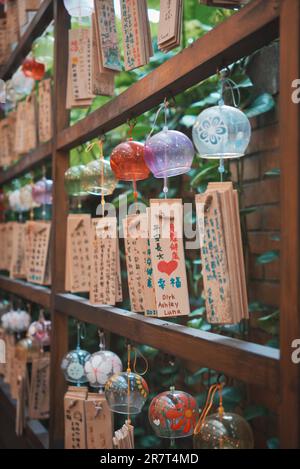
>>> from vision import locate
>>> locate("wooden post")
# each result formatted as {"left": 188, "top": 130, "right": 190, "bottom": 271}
{"left": 49, "top": 0, "right": 70, "bottom": 449}
{"left": 279, "top": 0, "right": 300, "bottom": 449}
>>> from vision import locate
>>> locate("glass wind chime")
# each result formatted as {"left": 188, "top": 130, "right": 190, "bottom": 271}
{"left": 84, "top": 137, "right": 118, "bottom": 215}
{"left": 104, "top": 343, "right": 149, "bottom": 421}
{"left": 144, "top": 98, "right": 195, "bottom": 197}
{"left": 193, "top": 382, "right": 254, "bottom": 449}
{"left": 61, "top": 321, "right": 91, "bottom": 386}
{"left": 110, "top": 119, "right": 150, "bottom": 204}
{"left": 192, "top": 70, "right": 251, "bottom": 179}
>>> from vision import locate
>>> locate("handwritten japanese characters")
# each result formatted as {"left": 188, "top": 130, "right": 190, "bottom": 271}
{"left": 65, "top": 214, "right": 91, "bottom": 293}
{"left": 10, "top": 222, "right": 26, "bottom": 279}
{"left": 91, "top": 12, "right": 115, "bottom": 96}
{"left": 26, "top": 221, "right": 51, "bottom": 285}
{"left": 158, "top": 0, "right": 183, "bottom": 52}
{"left": 94, "top": 0, "right": 121, "bottom": 72}
{"left": 195, "top": 182, "right": 248, "bottom": 324}
{"left": 120, "top": 0, "right": 153, "bottom": 71}
{"left": 90, "top": 217, "right": 122, "bottom": 305}
{"left": 67, "top": 28, "right": 94, "bottom": 109}
{"left": 64, "top": 387, "right": 88, "bottom": 449}
{"left": 149, "top": 199, "right": 190, "bottom": 318}
{"left": 28, "top": 354, "right": 50, "bottom": 420}
{"left": 85, "top": 393, "right": 113, "bottom": 449}
{"left": 38, "top": 79, "right": 53, "bottom": 143}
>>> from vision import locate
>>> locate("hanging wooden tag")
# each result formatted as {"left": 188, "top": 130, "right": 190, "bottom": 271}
{"left": 3, "top": 334, "right": 15, "bottom": 384}
{"left": 28, "top": 353, "right": 50, "bottom": 420}
{"left": 6, "top": 0, "right": 19, "bottom": 47}
{"left": 94, "top": 0, "right": 121, "bottom": 72}
{"left": 24, "top": 93, "right": 38, "bottom": 153}
{"left": 15, "top": 101, "right": 27, "bottom": 155}
{"left": 27, "top": 221, "right": 51, "bottom": 285}
{"left": 69, "top": 28, "right": 94, "bottom": 102}
{"left": 195, "top": 191, "right": 233, "bottom": 324}
{"left": 158, "top": 0, "right": 183, "bottom": 52}
{"left": 91, "top": 12, "right": 115, "bottom": 97}
{"left": 90, "top": 217, "right": 119, "bottom": 305}
{"left": 66, "top": 214, "right": 91, "bottom": 293}
{"left": 38, "top": 79, "right": 53, "bottom": 143}
{"left": 3, "top": 222, "right": 16, "bottom": 273}
{"left": 64, "top": 386, "right": 88, "bottom": 449}
{"left": 123, "top": 214, "right": 147, "bottom": 313}
{"left": 149, "top": 199, "right": 190, "bottom": 318}
{"left": 195, "top": 182, "right": 248, "bottom": 324}
{"left": 10, "top": 222, "right": 26, "bottom": 279}
{"left": 135, "top": 210, "right": 157, "bottom": 317}
{"left": 120, "top": 0, "right": 153, "bottom": 71}
{"left": 85, "top": 393, "right": 113, "bottom": 449}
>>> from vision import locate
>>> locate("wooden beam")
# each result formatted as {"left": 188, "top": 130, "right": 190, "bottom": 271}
{"left": 0, "top": 141, "right": 52, "bottom": 186}
{"left": 55, "top": 293, "right": 280, "bottom": 395}
{"left": 57, "top": 0, "right": 279, "bottom": 151}
{"left": 279, "top": 0, "right": 300, "bottom": 449}
{"left": 49, "top": 0, "right": 70, "bottom": 449}
{"left": 0, "top": 275, "right": 50, "bottom": 308}
{"left": 0, "top": 0, "right": 53, "bottom": 80}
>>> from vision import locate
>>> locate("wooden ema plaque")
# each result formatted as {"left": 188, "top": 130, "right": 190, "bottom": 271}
{"left": 120, "top": 0, "right": 153, "bottom": 71}
{"left": 149, "top": 199, "right": 190, "bottom": 318}
{"left": 10, "top": 222, "right": 26, "bottom": 279}
{"left": 123, "top": 214, "right": 147, "bottom": 313}
{"left": 65, "top": 214, "right": 91, "bottom": 293}
{"left": 91, "top": 13, "right": 115, "bottom": 97}
{"left": 195, "top": 182, "right": 248, "bottom": 324}
{"left": 26, "top": 221, "right": 51, "bottom": 285}
{"left": 28, "top": 353, "right": 50, "bottom": 420}
{"left": 90, "top": 217, "right": 122, "bottom": 305}
{"left": 38, "top": 79, "right": 53, "bottom": 143}
{"left": 64, "top": 387, "right": 88, "bottom": 449}
{"left": 158, "top": 0, "right": 183, "bottom": 52}
{"left": 94, "top": 0, "right": 121, "bottom": 72}
{"left": 85, "top": 393, "right": 113, "bottom": 449}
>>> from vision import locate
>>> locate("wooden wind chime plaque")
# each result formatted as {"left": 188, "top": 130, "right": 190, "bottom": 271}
{"left": 158, "top": 0, "right": 183, "bottom": 52}
{"left": 65, "top": 214, "right": 91, "bottom": 293}
{"left": 38, "top": 79, "right": 53, "bottom": 143}
{"left": 195, "top": 182, "right": 248, "bottom": 324}
{"left": 149, "top": 199, "right": 190, "bottom": 318}
{"left": 94, "top": 0, "right": 121, "bottom": 72}
{"left": 64, "top": 387, "right": 88, "bottom": 450}
{"left": 85, "top": 393, "right": 113, "bottom": 449}
{"left": 120, "top": 0, "right": 153, "bottom": 71}
{"left": 67, "top": 28, "right": 94, "bottom": 109}
{"left": 26, "top": 221, "right": 51, "bottom": 285}
{"left": 90, "top": 217, "right": 122, "bottom": 305}
{"left": 28, "top": 353, "right": 50, "bottom": 420}
{"left": 10, "top": 222, "right": 26, "bottom": 279}
{"left": 123, "top": 213, "right": 148, "bottom": 313}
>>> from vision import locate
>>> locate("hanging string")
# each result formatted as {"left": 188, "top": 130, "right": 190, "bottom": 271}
{"left": 194, "top": 382, "right": 224, "bottom": 435}
{"left": 86, "top": 136, "right": 106, "bottom": 215}
{"left": 147, "top": 99, "right": 170, "bottom": 197}
{"left": 29, "top": 171, "right": 35, "bottom": 221}
{"left": 217, "top": 70, "right": 241, "bottom": 182}
{"left": 42, "top": 165, "right": 47, "bottom": 219}
{"left": 132, "top": 347, "right": 149, "bottom": 376}
{"left": 127, "top": 119, "right": 138, "bottom": 203}
{"left": 127, "top": 343, "right": 132, "bottom": 425}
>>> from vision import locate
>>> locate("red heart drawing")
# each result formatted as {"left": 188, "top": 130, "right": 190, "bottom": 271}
{"left": 158, "top": 260, "right": 178, "bottom": 276}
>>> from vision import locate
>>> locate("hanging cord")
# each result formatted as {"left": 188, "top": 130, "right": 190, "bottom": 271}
{"left": 194, "top": 382, "right": 224, "bottom": 435}
{"left": 125, "top": 343, "right": 149, "bottom": 426}
{"left": 86, "top": 136, "right": 106, "bottom": 215}
{"left": 147, "top": 98, "right": 170, "bottom": 197}
{"left": 127, "top": 119, "right": 138, "bottom": 204}
{"left": 217, "top": 69, "right": 241, "bottom": 182}
{"left": 29, "top": 171, "right": 35, "bottom": 221}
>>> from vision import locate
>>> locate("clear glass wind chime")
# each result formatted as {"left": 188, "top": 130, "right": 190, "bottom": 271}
{"left": 192, "top": 70, "right": 251, "bottom": 180}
